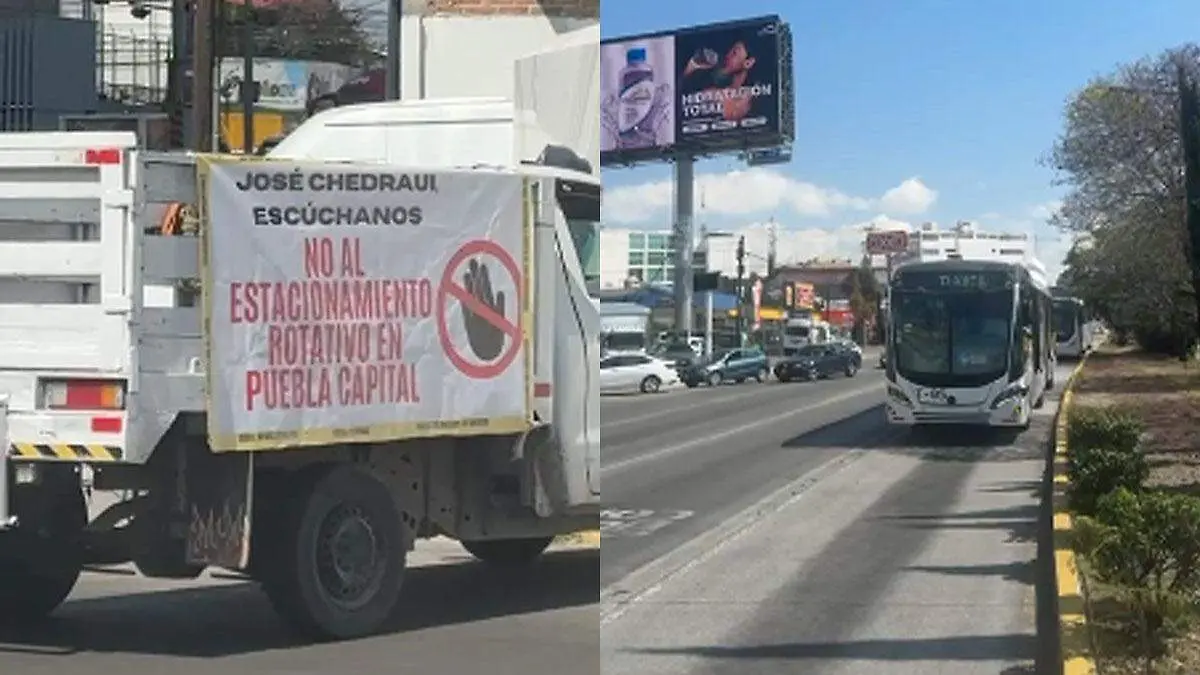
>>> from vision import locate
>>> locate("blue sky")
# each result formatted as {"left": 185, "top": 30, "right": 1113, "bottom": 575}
{"left": 600, "top": 0, "right": 1200, "bottom": 279}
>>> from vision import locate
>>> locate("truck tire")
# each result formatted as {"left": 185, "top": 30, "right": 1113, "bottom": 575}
{"left": 0, "top": 471, "right": 86, "bottom": 622}
{"left": 461, "top": 537, "right": 554, "bottom": 568}
{"left": 259, "top": 465, "right": 407, "bottom": 641}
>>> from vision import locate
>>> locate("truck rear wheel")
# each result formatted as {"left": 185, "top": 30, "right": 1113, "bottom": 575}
{"left": 461, "top": 536, "right": 554, "bottom": 568}
{"left": 0, "top": 469, "right": 86, "bottom": 622}
{"left": 259, "top": 465, "right": 407, "bottom": 641}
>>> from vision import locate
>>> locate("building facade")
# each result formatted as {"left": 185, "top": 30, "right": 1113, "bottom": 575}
{"left": 597, "top": 227, "right": 771, "bottom": 290}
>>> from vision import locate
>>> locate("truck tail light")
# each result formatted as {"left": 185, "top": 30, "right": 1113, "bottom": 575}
{"left": 41, "top": 379, "right": 126, "bottom": 410}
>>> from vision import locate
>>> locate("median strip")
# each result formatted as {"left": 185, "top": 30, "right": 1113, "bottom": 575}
{"left": 1052, "top": 355, "right": 1096, "bottom": 675}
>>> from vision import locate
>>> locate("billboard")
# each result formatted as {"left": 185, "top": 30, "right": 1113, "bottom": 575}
{"left": 866, "top": 230, "right": 910, "bottom": 255}
{"left": 601, "top": 15, "right": 793, "bottom": 166}
{"left": 599, "top": 36, "right": 675, "bottom": 154}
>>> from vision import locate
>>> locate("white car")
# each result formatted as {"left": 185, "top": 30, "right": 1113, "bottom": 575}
{"left": 600, "top": 354, "right": 680, "bottom": 394}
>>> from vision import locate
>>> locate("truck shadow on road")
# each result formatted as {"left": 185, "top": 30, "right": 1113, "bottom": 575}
{"left": 0, "top": 548, "right": 598, "bottom": 659}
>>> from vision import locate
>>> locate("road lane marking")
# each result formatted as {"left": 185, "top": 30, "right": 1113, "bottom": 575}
{"left": 600, "top": 382, "right": 884, "bottom": 477}
{"left": 600, "top": 449, "right": 867, "bottom": 625}
{"left": 602, "top": 375, "right": 880, "bottom": 430}
{"left": 601, "top": 508, "right": 695, "bottom": 539}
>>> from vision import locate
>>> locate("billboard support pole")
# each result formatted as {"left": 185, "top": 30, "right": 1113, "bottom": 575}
{"left": 672, "top": 156, "right": 696, "bottom": 335}
{"left": 705, "top": 290, "right": 714, "bottom": 358}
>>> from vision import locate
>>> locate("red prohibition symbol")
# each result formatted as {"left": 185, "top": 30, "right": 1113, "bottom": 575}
{"left": 436, "top": 238, "right": 524, "bottom": 379}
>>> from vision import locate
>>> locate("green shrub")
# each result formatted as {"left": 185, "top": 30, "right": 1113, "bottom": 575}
{"left": 1067, "top": 445, "right": 1149, "bottom": 515}
{"left": 1065, "top": 406, "right": 1147, "bottom": 515}
{"left": 1068, "top": 405, "right": 1145, "bottom": 455}
{"left": 1084, "top": 488, "right": 1200, "bottom": 655}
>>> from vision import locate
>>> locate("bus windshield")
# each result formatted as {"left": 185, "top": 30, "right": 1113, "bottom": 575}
{"left": 893, "top": 289, "right": 1013, "bottom": 386}
{"left": 1053, "top": 301, "right": 1079, "bottom": 343}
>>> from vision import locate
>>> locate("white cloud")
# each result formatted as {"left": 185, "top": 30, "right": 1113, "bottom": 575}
{"left": 714, "top": 214, "right": 914, "bottom": 273}
{"left": 878, "top": 178, "right": 938, "bottom": 215}
{"left": 1029, "top": 200, "right": 1064, "bottom": 221}
{"left": 603, "top": 169, "right": 931, "bottom": 225}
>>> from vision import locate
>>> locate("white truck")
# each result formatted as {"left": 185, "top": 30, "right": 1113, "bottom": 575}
{"left": 599, "top": 302, "right": 652, "bottom": 356}
{"left": 781, "top": 309, "right": 832, "bottom": 357}
{"left": 0, "top": 31, "right": 599, "bottom": 641}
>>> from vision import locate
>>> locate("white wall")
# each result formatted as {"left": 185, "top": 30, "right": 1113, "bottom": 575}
{"left": 402, "top": 15, "right": 595, "bottom": 100}
{"left": 598, "top": 228, "right": 630, "bottom": 289}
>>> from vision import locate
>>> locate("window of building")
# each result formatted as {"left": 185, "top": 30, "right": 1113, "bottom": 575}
{"left": 647, "top": 234, "right": 669, "bottom": 250}
{"left": 646, "top": 268, "right": 665, "bottom": 282}
{"left": 628, "top": 251, "right": 646, "bottom": 265}
{"left": 628, "top": 232, "right": 646, "bottom": 249}
{"left": 647, "top": 250, "right": 668, "bottom": 266}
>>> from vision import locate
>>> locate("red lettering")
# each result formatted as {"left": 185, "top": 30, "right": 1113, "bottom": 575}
{"left": 304, "top": 237, "right": 335, "bottom": 278}
{"left": 230, "top": 282, "right": 244, "bottom": 323}
{"left": 375, "top": 323, "right": 404, "bottom": 361}
{"left": 340, "top": 237, "right": 365, "bottom": 277}
{"left": 243, "top": 367, "right": 333, "bottom": 411}
{"left": 245, "top": 370, "right": 261, "bottom": 410}
{"left": 225, "top": 278, "right": 434, "bottom": 324}
{"left": 337, "top": 363, "right": 420, "bottom": 406}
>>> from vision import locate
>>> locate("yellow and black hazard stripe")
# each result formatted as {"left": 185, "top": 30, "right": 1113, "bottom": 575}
{"left": 8, "top": 443, "right": 124, "bottom": 462}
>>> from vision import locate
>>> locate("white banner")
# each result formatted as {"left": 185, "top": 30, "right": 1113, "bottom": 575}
{"left": 201, "top": 159, "right": 531, "bottom": 451}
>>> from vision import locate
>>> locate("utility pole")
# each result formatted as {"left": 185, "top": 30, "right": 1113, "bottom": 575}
{"left": 240, "top": 8, "right": 256, "bottom": 154}
{"left": 385, "top": 0, "right": 403, "bottom": 99}
{"left": 735, "top": 235, "right": 746, "bottom": 344}
{"left": 190, "top": 0, "right": 214, "bottom": 151}
{"left": 766, "top": 217, "right": 777, "bottom": 277}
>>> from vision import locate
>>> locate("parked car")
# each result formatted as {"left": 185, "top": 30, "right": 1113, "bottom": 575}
{"left": 680, "top": 347, "right": 770, "bottom": 387}
{"left": 774, "top": 343, "right": 862, "bottom": 382}
{"left": 600, "top": 354, "right": 680, "bottom": 394}
{"left": 649, "top": 340, "right": 701, "bottom": 370}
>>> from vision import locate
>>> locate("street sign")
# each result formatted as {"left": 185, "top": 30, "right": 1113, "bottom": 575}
{"left": 865, "top": 230, "right": 910, "bottom": 255}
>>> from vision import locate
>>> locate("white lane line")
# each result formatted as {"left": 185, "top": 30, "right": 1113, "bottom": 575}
{"left": 600, "top": 383, "right": 883, "bottom": 478}
{"left": 600, "top": 449, "right": 867, "bottom": 625}
{"left": 602, "top": 375, "right": 879, "bottom": 431}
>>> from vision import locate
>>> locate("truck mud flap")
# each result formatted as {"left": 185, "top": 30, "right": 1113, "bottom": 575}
{"left": 181, "top": 445, "right": 253, "bottom": 570}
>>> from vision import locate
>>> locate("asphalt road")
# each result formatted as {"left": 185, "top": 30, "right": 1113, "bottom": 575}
{"left": 601, "top": 359, "right": 1069, "bottom": 675}
{"left": 0, "top": 357, "right": 1065, "bottom": 675}
{"left": 0, "top": 516, "right": 598, "bottom": 674}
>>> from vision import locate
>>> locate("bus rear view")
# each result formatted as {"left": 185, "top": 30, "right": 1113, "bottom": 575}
{"left": 884, "top": 259, "right": 1054, "bottom": 429}
{"left": 1053, "top": 296, "right": 1095, "bottom": 359}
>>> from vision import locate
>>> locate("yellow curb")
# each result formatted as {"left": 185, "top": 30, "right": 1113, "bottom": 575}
{"left": 1054, "top": 355, "right": 1097, "bottom": 675}
{"left": 555, "top": 529, "right": 600, "bottom": 548}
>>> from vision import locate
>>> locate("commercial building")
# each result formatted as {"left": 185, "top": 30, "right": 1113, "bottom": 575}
{"left": 597, "top": 226, "right": 770, "bottom": 289}
{"left": 895, "top": 221, "right": 1033, "bottom": 265}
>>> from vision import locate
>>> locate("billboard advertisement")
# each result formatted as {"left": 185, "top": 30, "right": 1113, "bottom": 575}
{"left": 601, "top": 15, "right": 792, "bottom": 166}
{"left": 600, "top": 36, "right": 675, "bottom": 154}
{"left": 675, "top": 18, "right": 780, "bottom": 149}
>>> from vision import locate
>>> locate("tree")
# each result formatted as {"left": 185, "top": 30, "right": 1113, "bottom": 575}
{"left": 1046, "top": 46, "right": 1199, "bottom": 355}
{"left": 218, "top": 0, "right": 379, "bottom": 66}
{"left": 847, "top": 258, "right": 879, "bottom": 344}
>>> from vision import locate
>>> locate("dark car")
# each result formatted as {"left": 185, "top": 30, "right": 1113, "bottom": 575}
{"left": 650, "top": 341, "right": 701, "bottom": 370}
{"left": 774, "top": 343, "right": 862, "bottom": 382}
{"left": 680, "top": 347, "right": 770, "bottom": 387}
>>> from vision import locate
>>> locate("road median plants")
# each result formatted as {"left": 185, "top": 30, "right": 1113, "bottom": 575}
{"left": 1065, "top": 348, "right": 1200, "bottom": 673}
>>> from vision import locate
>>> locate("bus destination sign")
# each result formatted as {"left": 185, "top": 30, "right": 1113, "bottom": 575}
{"left": 895, "top": 269, "right": 1011, "bottom": 291}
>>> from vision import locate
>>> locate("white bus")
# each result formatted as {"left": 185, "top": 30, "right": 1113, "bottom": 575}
{"left": 1053, "top": 296, "right": 1097, "bottom": 359}
{"left": 884, "top": 258, "right": 1055, "bottom": 429}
